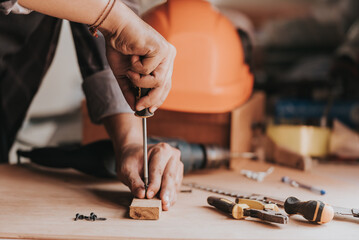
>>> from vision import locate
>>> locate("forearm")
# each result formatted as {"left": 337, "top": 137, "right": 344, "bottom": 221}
{"left": 103, "top": 113, "right": 142, "bottom": 149}
{"left": 18, "top": 0, "right": 129, "bottom": 33}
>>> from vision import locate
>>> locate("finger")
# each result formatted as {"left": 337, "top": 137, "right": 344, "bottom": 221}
{"left": 159, "top": 150, "right": 181, "bottom": 210}
{"left": 130, "top": 54, "right": 162, "bottom": 75}
{"left": 128, "top": 53, "right": 171, "bottom": 88}
{"left": 119, "top": 164, "right": 146, "bottom": 199}
{"left": 146, "top": 143, "right": 172, "bottom": 199}
{"left": 129, "top": 173, "right": 146, "bottom": 199}
{"left": 135, "top": 81, "right": 170, "bottom": 112}
{"left": 125, "top": 72, "right": 168, "bottom": 112}
{"left": 160, "top": 180, "right": 176, "bottom": 211}
{"left": 160, "top": 162, "right": 178, "bottom": 211}
{"left": 175, "top": 161, "right": 184, "bottom": 192}
{"left": 126, "top": 70, "right": 158, "bottom": 88}
{"left": 116, "top": 77, "right": 136, "bottom": 110}
{"left": 106, "top": 47, "right": 137, "bottom": 110}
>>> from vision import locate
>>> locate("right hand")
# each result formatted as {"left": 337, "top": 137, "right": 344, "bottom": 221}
{"left": 101, "top": 1, "right": 176, "bottom": 113}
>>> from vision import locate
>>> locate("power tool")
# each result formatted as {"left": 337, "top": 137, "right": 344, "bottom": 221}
{"left": 16, "top": 138, "right": 237, "bottom": 178}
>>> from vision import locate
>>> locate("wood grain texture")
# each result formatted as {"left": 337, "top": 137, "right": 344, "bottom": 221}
{"left": 1, "top": 162, "right": 359, "bottom": 239}
{"left": 129, "top": 198, "right": 161, "bottom": 220}
{"left": 230, "top": 92, "right": 265, "bottom": 169}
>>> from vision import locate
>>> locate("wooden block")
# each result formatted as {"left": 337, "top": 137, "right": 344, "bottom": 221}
{"left": 129, "top": 198, "right": 162, "bottom": 220}
{"left": 230, "top": 92, "right": 266, "bottom": 169}
{"left": 265, "top": 136, "right": 312, "bottom": 171}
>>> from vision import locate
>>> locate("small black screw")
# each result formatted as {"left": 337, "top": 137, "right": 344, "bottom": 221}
{"left": 75, "top": 213, "right": 84, "bottom": 221}
{"left": 90, "top": 212, "right": 96, "bottom": 221}
{"left": 74, "top": 212, "right": 106, "bottom": 221}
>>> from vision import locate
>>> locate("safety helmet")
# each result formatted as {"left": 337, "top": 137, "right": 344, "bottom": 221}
{"left": 143, "top": 0, "right": 253, "bottom": 113}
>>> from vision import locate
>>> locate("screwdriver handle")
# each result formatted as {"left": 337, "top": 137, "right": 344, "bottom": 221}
{"left": 207, "top": 196, "right": 247, "bottom": 219}
{"left": 284, "top": 196, "right": 334, "bottom": 224}
{"left": 135, "top": 87, "right": 154, "bottom": 118}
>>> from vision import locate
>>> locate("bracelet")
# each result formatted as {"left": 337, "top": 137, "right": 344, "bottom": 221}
{"left": 88, "top": 0, "right": 116, "bottom": 38}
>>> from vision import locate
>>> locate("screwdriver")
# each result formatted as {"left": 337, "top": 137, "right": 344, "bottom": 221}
{"left": 135, "top": 87, "right": 154, "bottom": 196}
{"left": 284, "top": 196, "right": 334, "bottom": 224}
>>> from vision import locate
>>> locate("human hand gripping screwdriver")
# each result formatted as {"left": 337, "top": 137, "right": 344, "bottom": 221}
{"left": 135, "top": 87, "right": 154, "bottom": 197}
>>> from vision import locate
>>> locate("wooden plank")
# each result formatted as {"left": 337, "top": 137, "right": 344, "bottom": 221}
{"left": 129, "top": 198, "right": 162, "bottom": 220}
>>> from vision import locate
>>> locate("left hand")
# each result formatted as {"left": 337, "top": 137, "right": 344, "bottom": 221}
{"left": 103, "top": 113, "right": 183, "bottom": 211}
{"left": 117, "top": 142, "right": 183, "bottom": 211}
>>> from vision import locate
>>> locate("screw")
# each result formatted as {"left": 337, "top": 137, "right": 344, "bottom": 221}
{"left": 74, "top": 212, "right": 106, "bottom": 221}
{"left": 75, "top": 213, "right": 84, "bottom": 221}
{"left": 90, "top": 213, "right": 97, "bottom": 221}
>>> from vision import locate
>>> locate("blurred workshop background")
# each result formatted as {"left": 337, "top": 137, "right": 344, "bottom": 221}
{"left": 11, "top": 0, "right": 359, "bottom": 170}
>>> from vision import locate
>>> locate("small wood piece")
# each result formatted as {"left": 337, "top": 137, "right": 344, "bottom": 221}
{"left": 129, "top": 198, "right": 162, "bottom": 220}
{"left": 265, "top": 137, "right": 312, "bottom": 171}
{"left": 230, "top": 92, "right": 266, "bottom": 169}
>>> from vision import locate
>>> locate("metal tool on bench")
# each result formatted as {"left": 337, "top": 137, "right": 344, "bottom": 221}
{"left": 207, "top": 196, "right": 288, "bottom": 224}
{"left": 134, "top": 87, "right": 153, "bottom": 195}
{"left": 187, "top": 183, "right": 357, "bottom": 222}
{"left": 333, "top": 206, "right": 359, "bottom": 219}
{"left": 184, "top": 182, "right": 285, "bottom": 207}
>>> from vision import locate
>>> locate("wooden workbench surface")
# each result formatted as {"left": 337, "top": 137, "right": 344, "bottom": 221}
{"left": 0, "top": 160, "right": 358, "bottom": 240}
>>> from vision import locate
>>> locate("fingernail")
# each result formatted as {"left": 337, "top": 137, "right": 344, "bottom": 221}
{"left": 147, "top": 190, "right": 154, "bottom": 199}
{"left": 136, "top": 105, "right": 145, "bottom": 111}
{"left": 149, "top": 106, "right": 158, "bottom": 113}
{"left": 136, "top": 187, "right": 145, "bottom": 198}
{"left": 163, "top": 192, "right": 171, "bottom": 209}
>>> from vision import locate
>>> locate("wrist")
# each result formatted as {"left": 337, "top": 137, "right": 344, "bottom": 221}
{"left": 103, "top": 113, "right": 142, "bottom": 151}
{"left": 99, "top": 0, "right": 130, "bottom": 42}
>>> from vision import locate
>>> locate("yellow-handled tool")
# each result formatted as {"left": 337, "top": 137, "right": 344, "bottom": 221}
{"left": 235, "top": 198, "right": 279, "bottom": 212}
{"left": 207, "top": 196, "right": 288, "bottom": 224}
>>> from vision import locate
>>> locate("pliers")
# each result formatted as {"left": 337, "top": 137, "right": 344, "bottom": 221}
{"left": 207, "top": 196, "right": 289, "bottom": 224}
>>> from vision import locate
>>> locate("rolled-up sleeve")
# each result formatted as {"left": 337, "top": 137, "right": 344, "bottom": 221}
{"left": 0, "top": 0, "right": 16, "bottom": 14}
{"left": 83, "top": 68, "right": 133, "bottom": 124}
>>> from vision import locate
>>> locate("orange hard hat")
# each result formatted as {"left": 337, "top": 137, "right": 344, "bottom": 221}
{"left": 143, "top": 0, "right": 253, "bottom": 113}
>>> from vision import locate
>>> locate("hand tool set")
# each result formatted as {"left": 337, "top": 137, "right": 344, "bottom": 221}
{"left": 186, "top": 182, "right": 358, "bottom": 225}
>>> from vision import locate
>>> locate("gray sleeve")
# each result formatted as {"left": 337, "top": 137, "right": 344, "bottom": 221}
{"left": 0, "top": 0, "right": 16, "bottom": 14}
{"left": 122, "top": 0, "right": 140, "bottom": 15}
{"left": 83, "top": 68, "right": 133, "bottom": 124}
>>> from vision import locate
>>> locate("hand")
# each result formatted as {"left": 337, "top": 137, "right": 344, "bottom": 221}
{"left": 117, "top": 142, "right": 183, "bottom": 211}
{"left": 102, "top": 1, "right": 176, "bottom": 113}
